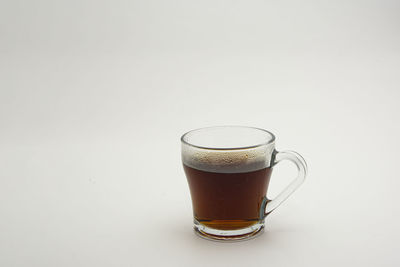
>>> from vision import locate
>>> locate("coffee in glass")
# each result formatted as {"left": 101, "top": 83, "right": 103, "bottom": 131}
{"left": 181, "top": 126, "right": 307, "bottom": 241}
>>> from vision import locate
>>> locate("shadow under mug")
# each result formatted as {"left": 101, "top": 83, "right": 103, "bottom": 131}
{"left": 181, "top": 126, "right": 307, "bottom": 241}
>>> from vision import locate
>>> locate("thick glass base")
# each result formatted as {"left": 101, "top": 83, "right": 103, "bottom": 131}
{"left": 193, "top": 220, "right": 265, "bottom": 242}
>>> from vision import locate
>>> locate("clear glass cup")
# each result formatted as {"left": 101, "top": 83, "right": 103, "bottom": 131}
{"left": 181, "top": 126, "right": 307, "bottom": 241}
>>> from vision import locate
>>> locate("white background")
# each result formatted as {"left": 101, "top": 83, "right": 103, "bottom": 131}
{"left": 1, "top": 0, "right": 400, "bottom": 266}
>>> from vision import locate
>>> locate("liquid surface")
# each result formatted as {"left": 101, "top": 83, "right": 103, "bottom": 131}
{"left": 184, "top": 164, "right": 272, "bottom": 230}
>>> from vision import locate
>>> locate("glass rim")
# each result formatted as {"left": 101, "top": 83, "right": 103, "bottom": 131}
{"left": 180, "top": 125, "right": 276, "bottom": 151}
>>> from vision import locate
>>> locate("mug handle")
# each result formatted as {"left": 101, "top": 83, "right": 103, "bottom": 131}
{"left": 264, "top": 150, "right": 308, "bottom": 215}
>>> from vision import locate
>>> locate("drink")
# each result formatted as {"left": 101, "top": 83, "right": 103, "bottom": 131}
{"left": 184, "top": 164, "right": 272, "bottom": 230}
{"left": 181, "top": 126, "right": 307, "bottom": 241}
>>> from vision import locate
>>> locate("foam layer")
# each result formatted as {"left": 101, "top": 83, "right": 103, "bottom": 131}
{"left": 182, "top": 144, "right": 275, "bottom": 173}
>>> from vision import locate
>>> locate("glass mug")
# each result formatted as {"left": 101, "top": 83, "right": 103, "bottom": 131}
{"left": 181, "top": 126, "right": 307, "bottom": 241}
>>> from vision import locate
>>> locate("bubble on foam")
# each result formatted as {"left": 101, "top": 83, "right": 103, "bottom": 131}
{"left": 192, "top": 150, "right": 260, "bottom": 166}
{"left": 182, "top": 145, "right": 274, "bottom": 173}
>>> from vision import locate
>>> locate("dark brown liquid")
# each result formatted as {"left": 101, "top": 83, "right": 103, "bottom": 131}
{"left": 184, "top": 164, "right": 272, "bottom": 230}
